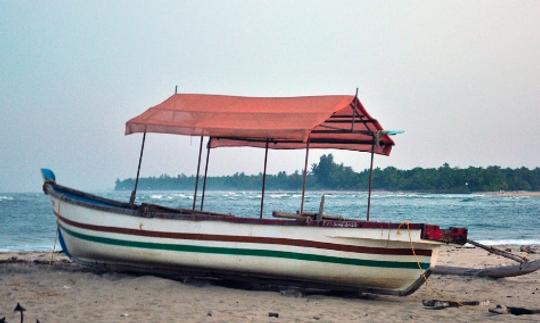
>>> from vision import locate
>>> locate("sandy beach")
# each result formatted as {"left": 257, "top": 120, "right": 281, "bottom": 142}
{"left": 0, "top": 245, "right": 538, "bottom": 322}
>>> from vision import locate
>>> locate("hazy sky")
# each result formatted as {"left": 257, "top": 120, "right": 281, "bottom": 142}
{"left": 1, "top": 1, "right": 539, "bottom": 192}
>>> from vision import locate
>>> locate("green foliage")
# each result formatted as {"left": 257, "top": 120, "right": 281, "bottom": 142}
{"left": 114, "top": 154, "right": 540, "bottom": 192}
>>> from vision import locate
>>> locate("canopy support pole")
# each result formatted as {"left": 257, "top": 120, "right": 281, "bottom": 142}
{"left": 129, "top": 131, "right": 147, "bottom": 207}
{"left": 200, "top": 139, "right": 211, "bottom": 211}
{"left": 259, "top": 139, "right": 269, "bottom": 219}
{"left": 300, "top": 140, "right": 310, "bottom": 214}
{"left": 351, "top": 88, "right": 359, "bottom": 131}
{"left": 192, "top": 136, "right": 204, "bottom": 211}
{"left": 366, "top": 140, "right": 375, "bottom": 221}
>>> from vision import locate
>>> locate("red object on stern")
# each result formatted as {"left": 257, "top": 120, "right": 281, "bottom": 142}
{"left": 421, "top": 224, "right": 468, "bottom": 245}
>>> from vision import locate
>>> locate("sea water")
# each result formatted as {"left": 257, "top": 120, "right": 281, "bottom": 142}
{"left": 1, "top": 191, "right": 539, "bottom": 251}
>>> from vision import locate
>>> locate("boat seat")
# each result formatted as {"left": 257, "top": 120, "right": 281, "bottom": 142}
{"left": 272, "top": 211, "right": 346, "bottom": 221}
{"left": 140, "top": 203, "right": 236, "bottom": 218}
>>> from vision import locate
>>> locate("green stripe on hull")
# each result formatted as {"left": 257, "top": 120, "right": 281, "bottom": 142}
{"left": 60, "top": 225, "right": 430, "bottom": 270}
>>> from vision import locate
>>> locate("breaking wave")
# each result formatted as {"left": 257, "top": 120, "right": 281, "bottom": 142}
{"left": 0, "top": 195, "right": 14, "bottom": 202}
{"left": 475, "top": 239, "right": 540, "bottom": 246}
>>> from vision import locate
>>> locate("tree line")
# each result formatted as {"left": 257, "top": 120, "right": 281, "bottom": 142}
{"left": 114, "top": 154, "right": 540, "bottom": 193}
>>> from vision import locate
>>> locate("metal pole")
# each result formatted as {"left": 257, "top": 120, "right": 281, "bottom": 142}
{"left": 200, "top": 139, "right": 211, "bottom": 211}
{"left": 300, "top": 140, "right": 310, "bottom": 214}
{"left": 130, "top": 131, "right": 147, "bottom": 207}
{"left": 259, "top": 139, "right": 270, "bottom": 219}
{"left": 366, "top": 140, "right": 375, "bottom": 221}
{"left": 351, "top": 88, "right": 359, "bottom": 131}
{"left": 192, "top": 136, "right": 204, "bottom": 211}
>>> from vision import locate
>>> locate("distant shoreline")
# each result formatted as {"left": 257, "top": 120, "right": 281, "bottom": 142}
{"left": 114, "top": 154, "right": 540, "bottom": 193}
{"left": 113, "top": 188, "right": 540, "bottom": 196}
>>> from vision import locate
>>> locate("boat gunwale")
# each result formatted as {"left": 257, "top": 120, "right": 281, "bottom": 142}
{"left": 43, "top": 181, "right": 428, "bottom": 230}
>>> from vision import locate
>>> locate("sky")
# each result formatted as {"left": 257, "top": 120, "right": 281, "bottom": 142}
{"left": 1, "top": 1, "right": 539, "bottom": 192}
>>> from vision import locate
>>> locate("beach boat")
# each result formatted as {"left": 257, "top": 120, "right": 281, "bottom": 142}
{"left": 42, "top": 92, "right": 467, "bottom": 296}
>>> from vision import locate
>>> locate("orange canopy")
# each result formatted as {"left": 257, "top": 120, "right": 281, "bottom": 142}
{"left": 125, "top": 93, "right": 394, "bottom": 155}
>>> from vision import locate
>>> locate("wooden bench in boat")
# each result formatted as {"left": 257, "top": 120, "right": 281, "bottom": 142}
{"left": 139, "top": 203, "right": 237, "bottom": 218}
{"left": 272, "top": 211, "right": 347, "bottom": 221}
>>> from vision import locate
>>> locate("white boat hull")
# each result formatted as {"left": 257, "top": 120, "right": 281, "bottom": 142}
{"left": 43, "top": 183, "right": 447, "bottom": 296}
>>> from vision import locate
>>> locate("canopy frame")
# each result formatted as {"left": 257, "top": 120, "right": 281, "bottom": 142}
{"left": 300, "top": 140, "right": 310, "bottom": 214}
{"left": 200, "top": 140, "right": 211, "bottom": 211}
{"left": 126, "top": 90, "right": 395, "bottom": 221}
{"left": 259, "top": 139, "right": 270, "bottom": 218}
{"left": 125, "top": 93, "right": 394, "bottom": 155}
{"left": 192, "top": 136, "right": 204, "bottom": 211}
{"left": 366, "top": 141, "right": 375, "bottom": 221}
{"left": 129, "top": 131, "right": 146, "bottom": 207}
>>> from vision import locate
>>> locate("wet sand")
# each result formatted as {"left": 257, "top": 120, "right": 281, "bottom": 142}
{"left": 0, "top": 245, "right": 539, "bottom": 322}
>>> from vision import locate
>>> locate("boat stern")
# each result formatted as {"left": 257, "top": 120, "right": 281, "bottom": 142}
{"left": 421, "top": 224, "right": 468, "bottom": 245}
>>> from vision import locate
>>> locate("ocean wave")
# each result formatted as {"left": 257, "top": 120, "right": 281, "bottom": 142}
{"left": 222, "top": 192, "right": 241, "bottom": 197}
{"left": 0, "top": 245, "right": 55, "bottom": 252}
{"left": 460, "top": 197, "right": 479, "bottom": 202}
{"left": 0, "top": 195, "right": 14, "bottom": 202}
{"left": 148, "top": 194, "right": 183, "bottom": 201}
{"left": 269, "top": 193, "right": 291, "bottom": 198}
{"left": 474, "top": 239, "right": 540, "bottom": 246}
{"left": 373, "top": 193, "right": 486, "bottom": 199}
{"left": 146, "top": 193, "right": 191, "bottom": 200}
{"left": 3, "top": 190, "right": 540, "bottom": 252}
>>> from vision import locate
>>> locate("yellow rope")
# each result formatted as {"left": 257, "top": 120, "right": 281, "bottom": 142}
{"left": 398, "top": 220, "right": 462, "bottom": 304}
